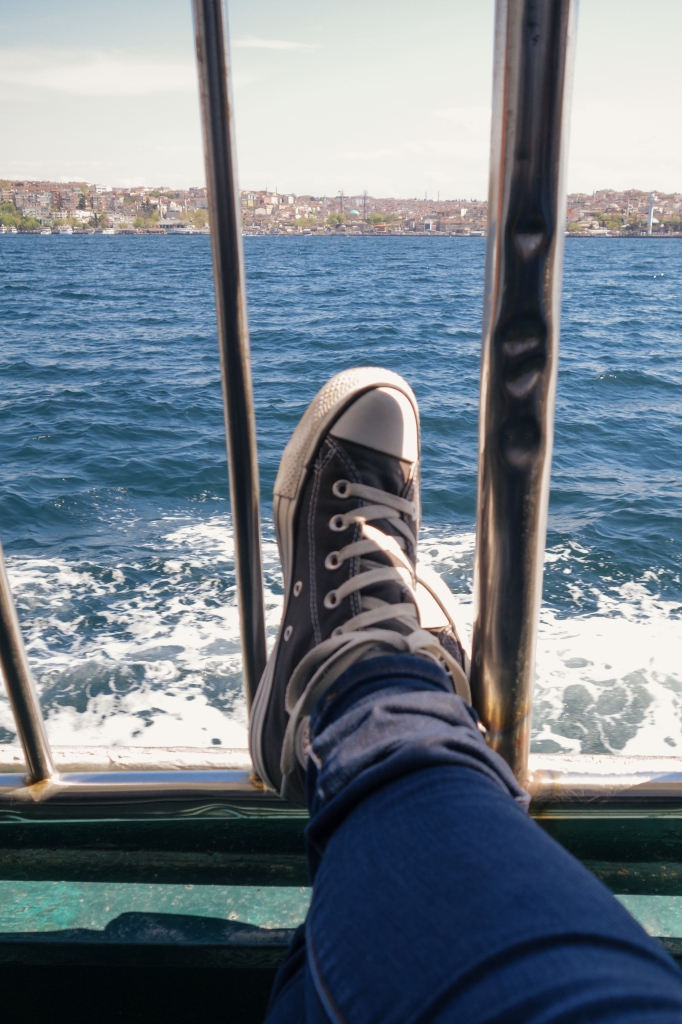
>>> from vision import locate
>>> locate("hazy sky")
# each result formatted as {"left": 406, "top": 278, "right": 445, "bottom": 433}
{"left": 1, "top": 0, "right": 681, "bottom": 198}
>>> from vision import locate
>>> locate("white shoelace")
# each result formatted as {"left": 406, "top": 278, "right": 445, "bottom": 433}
{"left": 281, "top": 479, "right": 471, "bottom": 776}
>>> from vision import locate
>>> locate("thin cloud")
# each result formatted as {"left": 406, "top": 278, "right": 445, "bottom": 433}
{"left": 432, "top": 106, "right": 491, "bottom": 127}
{"left": 0, "top": 49, "right": 196, "bottom": 96}
{"left": 339, "top": 147, "right": 401, "bottom": 162}
{"left": 231, "top": 36, "right": 318, "bottom": 52}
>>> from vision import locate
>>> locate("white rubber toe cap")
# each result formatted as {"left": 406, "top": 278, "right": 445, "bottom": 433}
{"left": 330, "top": 386, "right": 419, "bottom": 462}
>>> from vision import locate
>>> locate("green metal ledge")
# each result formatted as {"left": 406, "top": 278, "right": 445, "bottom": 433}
{"left": 0, "top": 880, "right": 309, "bottom": 968}
{"left": 617, "top": 897, "right": 682, "bottom": 963}
{"left": 1, "top": 880, "right": 682, "bottom": 971}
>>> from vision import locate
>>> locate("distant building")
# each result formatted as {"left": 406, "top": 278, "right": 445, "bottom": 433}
{"left": 17, "top": 205, "right": 44, "bottom": 220}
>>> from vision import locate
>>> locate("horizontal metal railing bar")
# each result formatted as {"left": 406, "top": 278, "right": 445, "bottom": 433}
{"left": 0, "top": 773, "right": 299, "bottom": 821}
{"left": 0, "top": 756, "right": 678, "bottom": 813}
{"left": 529, "top": 776, "right": 682, "bottom": 808}
{"left": 527, "top": 754, "right": 682, "bottom": 798}
{"left": 0, "top": 770, "right": 268, "bottom": 804}
{"left": 529, "top": 754, "right": 682, "bottom": 809}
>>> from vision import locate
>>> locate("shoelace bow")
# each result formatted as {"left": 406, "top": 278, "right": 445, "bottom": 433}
{"left": 281, "top": 479, "right": 470, "bottom": 776}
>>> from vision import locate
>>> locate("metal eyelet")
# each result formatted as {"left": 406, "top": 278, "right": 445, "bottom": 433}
{"left": 325, "top": 551, "right": 341, "bottom": 570}
{"left": 283, "top": 625, "right": 293, "bottom": 641}
{"left": 323, "top": 590, "right": 340, "bottom": 609}
{"left": 329, "top": 513, "right": 347, "bottom": 532}
{"left": 332, "top": 479, "right": 350, "bottom": 498}
{"left": 293, "top": 581, "right": 303, "bottom": 597}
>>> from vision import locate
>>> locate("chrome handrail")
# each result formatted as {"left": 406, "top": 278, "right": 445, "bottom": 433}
{"left": 192, "top": 0, "right": 267, "bottom": 708}
{"left": 470, "top": 0, "right": 578, "bottom": 783}
{"left": 0, "top": 548, "right": 54, "bottom": 781}
{"left": 0, "top": 753, "right": 681, "bottom": 814}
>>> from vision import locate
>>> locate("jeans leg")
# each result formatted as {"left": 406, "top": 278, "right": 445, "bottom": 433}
{"left": 266, "top": 655, "right": 682, "bottom": 1024}
{"left": 265, "top": 924, "right": 307, "bottom": 1024}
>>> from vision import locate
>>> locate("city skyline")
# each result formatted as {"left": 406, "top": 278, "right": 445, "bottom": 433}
{"left": 1, "top": 1, "right": 681, "bottom": 197}
{"left": 3, "top": 179, "right": 680, "bottom": 238}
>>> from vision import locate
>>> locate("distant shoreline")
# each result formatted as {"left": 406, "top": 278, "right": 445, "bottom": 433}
{"left": 4, "top": 230, "right": 682, "bottom": 240}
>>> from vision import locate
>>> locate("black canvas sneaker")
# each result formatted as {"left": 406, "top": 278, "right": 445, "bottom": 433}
{"left": 249, "top": 367, "right": 470, "bottom": 803}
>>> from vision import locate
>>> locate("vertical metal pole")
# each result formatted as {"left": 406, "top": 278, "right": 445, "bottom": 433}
{"left": 0, "top": 548, "right": 54, "bottom": 781}
{"left": 470, "top": 0, "right": 578, "bottom": 782}
{"left": 192, "top": 0, "right": 267, "bottom": 708}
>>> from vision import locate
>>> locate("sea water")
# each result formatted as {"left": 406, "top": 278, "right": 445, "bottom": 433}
{"left": 0, "top": 235, "right": 680, "bottom": 755}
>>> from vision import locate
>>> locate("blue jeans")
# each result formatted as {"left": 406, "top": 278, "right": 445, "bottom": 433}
{"left": 265, "top": 655, "right": 682, "bottom": 1023}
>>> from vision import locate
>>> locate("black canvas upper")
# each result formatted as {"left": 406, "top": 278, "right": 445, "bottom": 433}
{"left": 261, "top": 435, "right": 418, "bottom": 796}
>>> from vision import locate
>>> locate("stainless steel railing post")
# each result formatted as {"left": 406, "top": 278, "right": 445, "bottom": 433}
{"left": 470, "top": 0, "right": 578, "bottom": 782}
{"left": 0, "top": 547, "right": 54, "bottom": 781}
{"left": 192, "top": 0, "right": 267, "bottom": 708}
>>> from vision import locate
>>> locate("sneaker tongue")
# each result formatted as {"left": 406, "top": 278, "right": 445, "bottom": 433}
{"left": 332, "top": 437, "right": 413, "bottom": 499}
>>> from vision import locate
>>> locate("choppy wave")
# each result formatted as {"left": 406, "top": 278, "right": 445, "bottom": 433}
{"left": 420, "top": 528, "right": 682, "bottom": 756}
{"left": 0, "top": 516, "right": 679, "bottom": 756}
{"left": 1, "top": 514, "right": 253, "bottom": 748}
{"left": 0, "top": 235, "right": 681, "bottom": 757}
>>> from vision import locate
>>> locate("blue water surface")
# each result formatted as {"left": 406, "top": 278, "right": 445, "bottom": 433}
{"left": 0, "top": 235, "right": 680, "bottom": 753}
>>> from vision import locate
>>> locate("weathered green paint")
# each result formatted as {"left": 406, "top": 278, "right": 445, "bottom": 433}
{"left": 0, "top": 880, "right": 310, "bottom": 934}
{"left": 3, "top": 809, "right": 682, "bottom": 890}
{"left": 0, "top": 805, "right": 682, "bottom": 973}
{"left": 0, "top": 850, "right": 681, "bottom": 981}
{"left": 1, "top": 878, "right": 682, "bottom": 971}
{"left": 0, "top": 808, "right": 309, "bottom": 886}
{"left": 587, "top": 861, "right": 682, "bottom": 896}
{"left": 617, "top": 895, "right": 682, "bottom": 939}
{"left": 0, "top": 879, "right": 310, "bottom": 969}
{"left": 535, "top": 811, "right": 682, "bottom": 864}
{"left": 0, "top": 847, "right": 309, "bottom": 886}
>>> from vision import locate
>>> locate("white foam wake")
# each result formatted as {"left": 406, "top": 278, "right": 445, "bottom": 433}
{"left": 0, "top": 514, "right": 275, "bottom": 749}
{"left": 416, "top": 528, "right": 682, "bottom": 756}
{"left": 0, "top": 519, "right": 679, "bottom": 757}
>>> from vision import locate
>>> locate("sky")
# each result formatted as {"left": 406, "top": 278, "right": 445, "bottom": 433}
{"left": 0, "top": 0, "right": 681, "bottom": 199}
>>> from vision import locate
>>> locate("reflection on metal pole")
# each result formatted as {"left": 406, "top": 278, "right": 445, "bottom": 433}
{"left": 0, "top": 548, "right": 54, "bottom": 781}
{"left": 470, "top": 0, "right": 578, "bottom": 782}
{"left": 192, "top": 0, "right": 267, "bottom": 708}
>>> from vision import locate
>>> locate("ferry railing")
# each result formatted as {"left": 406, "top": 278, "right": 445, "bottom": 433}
{"left": 470, "top": 0, "right": 578, "bottom": 784}
{"left": 192, "top": 0, "right": 267, "bottom": 710}
{"left": 0, "top": 0, "right": 680, "bottom": 815}
{"left": 0, "top": 549, "right": 54, "bottom": 782}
